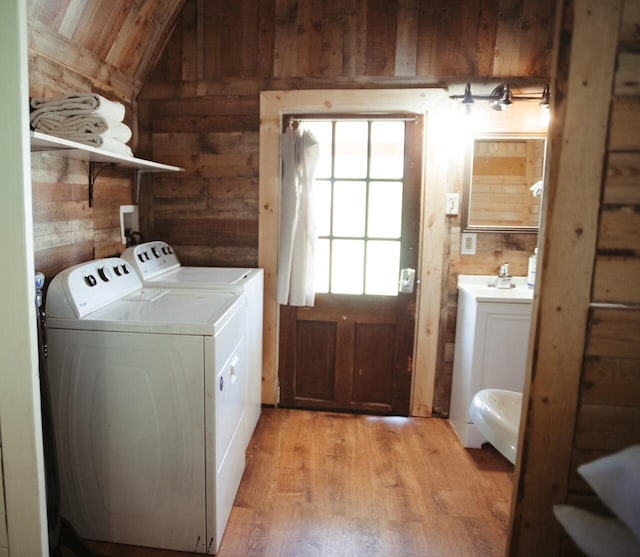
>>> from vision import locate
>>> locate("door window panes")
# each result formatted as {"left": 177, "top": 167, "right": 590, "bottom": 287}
{"left": 314, "top": 180, "right": 332, "bottom": 237}
{"left": 300, "top": 117, "right": 408, "bottom": 296}
{"left": 332, "top": 240, "right": 365, "bottom": 294}
{"left": 334, "top": 121, "right": 368, "bottom": 178}
{"left": 333, "top": 181, "right": 366, "bottom": 237}
{"left": 310, "top": 121, "right": 333, "bottom": 179}
{"left": 370, "top": 121, "right": 405, "bottom": 179}
{"left": 366, "top": 241, "right": 401, "bottom": 295}
{"left": 368, "top": 181, "right": 403, "bottom": 238}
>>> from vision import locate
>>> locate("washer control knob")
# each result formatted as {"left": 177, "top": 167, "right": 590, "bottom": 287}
{"left": 84, "top": 274, "right": 97, "bottom": 287}
{"left": 97, "top": 266, "right": 113, "bottom": 282}
{"left": 144, "top": 251, "right": 151, "bottom": 261}
{"left": 151, "top": 246, "right": 160, "bottom": 258}
{"left": 121, "top": 264, "right": 130, "bottom": 274}
{"left": 137, "top": 253, "right": 145, "bottom": 263}
{"left": 113, "top": 265, "right": 122, "bottom": 276}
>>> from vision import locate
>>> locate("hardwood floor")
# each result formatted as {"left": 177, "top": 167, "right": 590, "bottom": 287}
{"left": 82, "top": 408, "right": 514, "bottom": 557}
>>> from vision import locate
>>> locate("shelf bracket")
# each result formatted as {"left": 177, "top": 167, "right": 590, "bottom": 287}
{"left": 88, "top": 161, "right": 117, "bottom": 208}
{"left": 135, "top": 169, "right": 148, "bottom": 205}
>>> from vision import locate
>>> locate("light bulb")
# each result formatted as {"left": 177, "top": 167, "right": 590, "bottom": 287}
{"left": 539, "top": 106, "right": 550, "bottom": 127}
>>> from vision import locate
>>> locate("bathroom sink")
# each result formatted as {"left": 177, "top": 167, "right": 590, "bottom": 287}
{"left": 457, "top": 275, "right": 533, "bottom": 303}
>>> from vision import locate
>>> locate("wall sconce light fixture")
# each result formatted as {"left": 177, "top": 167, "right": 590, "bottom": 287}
{"left": 538, "top": 84, "right": 551, "bottom": 125}
{"left": 451, "top": 82, "right": 551, "bottom": 115}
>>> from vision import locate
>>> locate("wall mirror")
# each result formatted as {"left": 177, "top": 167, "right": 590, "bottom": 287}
{"left": 462, "top": 134, "right": 547, "bottom": 233}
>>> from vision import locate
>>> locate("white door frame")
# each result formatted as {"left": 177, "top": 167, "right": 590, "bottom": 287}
{"left": 258, "top": 89, "right": 450, "bottom": 416}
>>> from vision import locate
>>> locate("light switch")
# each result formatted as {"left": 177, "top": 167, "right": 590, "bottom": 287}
{"left": 461, "top": 233, "right": 477, "bottom": 255}
{"left": 446, "top": 193, "right": 459, "bottom": 215}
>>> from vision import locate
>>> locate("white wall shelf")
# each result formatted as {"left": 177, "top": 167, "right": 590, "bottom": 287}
{"left": 30, "top": 130, "right": 182, "bottom": 206}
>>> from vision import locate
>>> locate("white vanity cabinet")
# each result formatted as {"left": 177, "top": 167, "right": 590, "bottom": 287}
{"left": 449, "top": 276, "right": 533, "bottom": 448}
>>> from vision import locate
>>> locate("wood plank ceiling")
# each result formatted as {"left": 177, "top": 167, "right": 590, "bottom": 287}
{"left": 27, "top": 0, "right": 186, "bottom": 102}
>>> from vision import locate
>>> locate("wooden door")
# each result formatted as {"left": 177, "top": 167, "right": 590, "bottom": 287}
{"left": 278, "top": 116, "right": 423, "bottom": 415}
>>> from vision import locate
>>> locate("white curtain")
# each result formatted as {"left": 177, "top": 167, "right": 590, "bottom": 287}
{"left": 277, "top": 126, "right": 319, "bottom": 307}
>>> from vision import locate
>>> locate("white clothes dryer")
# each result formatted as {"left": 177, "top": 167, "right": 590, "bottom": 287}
{"left": 46, "top": 257, "right": 247, "bottom": 554}
{"left": 121, "top": 241, "right": 263, "bottom": 447}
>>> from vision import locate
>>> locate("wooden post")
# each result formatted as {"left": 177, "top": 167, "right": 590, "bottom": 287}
{"left": 508, "top": 1, "right": 623, "bottom": 555}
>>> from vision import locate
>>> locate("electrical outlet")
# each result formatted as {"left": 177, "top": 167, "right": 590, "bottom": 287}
{"left": 445, "top": 193, "right": 459, "bottom": 215}
{"left": 461, "top": 232, "right": 477, "bottom": 255}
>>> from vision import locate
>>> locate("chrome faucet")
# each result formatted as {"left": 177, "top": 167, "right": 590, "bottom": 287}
{"left": 496, "top": 263, "right": 513, "bottom": 289}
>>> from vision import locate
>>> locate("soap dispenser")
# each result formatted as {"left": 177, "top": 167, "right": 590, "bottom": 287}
{"left": 528, "top": 248, "right": 538, "bottom": 288}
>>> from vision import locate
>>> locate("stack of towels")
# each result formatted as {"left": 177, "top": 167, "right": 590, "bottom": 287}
{"left": 30, "top": 93, "right": 133, "bottom": 157}
{"left": 554, "top": 445, "right": 640, "bottom": 557}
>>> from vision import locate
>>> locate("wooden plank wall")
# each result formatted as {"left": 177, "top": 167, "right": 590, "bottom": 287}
{"left": 432, "top": 99, "right": 543, "bottom": 415}
{"left": 565, "top": 0, "right": 640, "bottom": 552}
{"left": 139, "top": 0, "right": 555, "bottom": 413}
{"left": 509, "top": 0, "right": 640, "bottom": 555}
{"left": 433, "top": 131, "right": 545, "bottom": 415}
{"left": 29, "top": 59, "right": 136, "bottom": 278}
{"left": 27, "top": 0, "right": 184, "bottom": 279}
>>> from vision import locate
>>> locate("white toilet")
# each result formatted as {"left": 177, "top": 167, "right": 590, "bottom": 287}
{"left": 469, "top": 389, "right": 523, "bottom": 464}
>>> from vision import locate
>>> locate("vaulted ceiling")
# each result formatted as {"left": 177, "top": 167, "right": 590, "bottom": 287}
{"left": 27, "top": 0, "right": 185, "bottom": 102}
{"left": 27, "top": 1, "right": 556, "bottom": 107}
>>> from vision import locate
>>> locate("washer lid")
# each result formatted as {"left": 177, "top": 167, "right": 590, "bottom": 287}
{"left": 50, "top": 288, "right": 243, "bottom": 335}
{"left": 145, "top": 267, "right": 261, "bottom": 291}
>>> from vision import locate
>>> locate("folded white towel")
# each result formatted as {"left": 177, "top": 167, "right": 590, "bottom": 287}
{"left": 578, "top": 445, "right": 640, "bottom": 541}
{"left": 31, "top": 112, "right": 132, "bottom": 143}
{"left": 95, "top": 136, "right": 133, "bottom": 157}
{"left": 30, "top": 93, "right": 126, "bottom": 122}
{"left": 43, "top": 131, "right": 133, "bottom": 157}
{"left": 554, "top": 505, "right": 640, "bottom": 557}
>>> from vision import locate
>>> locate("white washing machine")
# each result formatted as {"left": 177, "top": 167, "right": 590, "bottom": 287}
{"left": 46, "top": 257, "right": 247, "bottom": 554}
{"left": 121, "top": 241, "right": 263, "bottom": 448}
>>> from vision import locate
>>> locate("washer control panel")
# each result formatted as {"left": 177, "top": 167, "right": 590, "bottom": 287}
{"left": 121, "top": 240, "right": 181, "bottom": 279}
{"left": 46, "top": 257, "right": 143, "bottom": 318}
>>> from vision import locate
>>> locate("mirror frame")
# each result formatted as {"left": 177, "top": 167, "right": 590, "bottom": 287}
{"left": 462, "top": 132, "right": 547, "bottom": 234}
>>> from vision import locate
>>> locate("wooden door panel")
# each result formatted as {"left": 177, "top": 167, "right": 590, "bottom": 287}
{"left": 280, "top": 297, "right": 412, "bottom": 414}
{"left": 353, "top": 324, "right": 395, "bottom": 405}
{"left": 333, "top": 320, "right": 355, "bottom": 405}
{"left": 295, "top": 321, "right": 336, "bottom": 400}
{"left": 296, "top": 295, "right": 397, "bottom": 323}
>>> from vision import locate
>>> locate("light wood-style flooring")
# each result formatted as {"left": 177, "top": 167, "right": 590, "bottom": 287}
{"left": 83, "top": 408, "right": 514, "bottom": 557}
